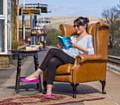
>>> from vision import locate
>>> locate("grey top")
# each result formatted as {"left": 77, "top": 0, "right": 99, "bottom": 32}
{"left": 62, "top": 34, "right": 94, "bottom": 58}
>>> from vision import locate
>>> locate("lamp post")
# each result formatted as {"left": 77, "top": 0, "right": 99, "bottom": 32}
{"left": 16, "top": 0, "right": 19, "bottom": 43}
{"left": 22, "top": 0, "right": 26, "bottom": 40}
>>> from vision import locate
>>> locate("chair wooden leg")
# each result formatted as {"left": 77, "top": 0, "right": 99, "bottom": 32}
{"left": 71, "top": 83, "right": 79, "bottom": 98}
{"left": 100, "top": 80, "right": 106, "bottom": 94}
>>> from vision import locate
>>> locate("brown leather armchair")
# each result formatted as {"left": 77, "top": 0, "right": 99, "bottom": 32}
{"left": 43, "top": 22, "right": 109, "bottom": 98}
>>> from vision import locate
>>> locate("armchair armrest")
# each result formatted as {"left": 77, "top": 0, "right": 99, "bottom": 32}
{"left": 75, "top": 54, "right": 107, "bottom": 64}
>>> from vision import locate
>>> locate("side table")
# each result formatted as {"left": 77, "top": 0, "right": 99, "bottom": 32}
{"left": 11, "top": 49, "right": 42, "bottom": 93}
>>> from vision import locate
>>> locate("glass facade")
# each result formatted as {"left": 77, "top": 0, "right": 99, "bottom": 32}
{"left": 0, "top": 0, "right": 5, "bottom": 53}
{"left": 0, "top": 0, "right": 3, "bottom": 14}
{"left": 0, "top": 0, "right": 12, "bottom": 53}
{"left": 0, "top": 20, "right": 5, "bottom": 52}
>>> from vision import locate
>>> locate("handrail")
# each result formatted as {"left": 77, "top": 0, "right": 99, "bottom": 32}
{"left": 108, "top": 55, "right": 120, "bottom": 64}
{"left": 108, "top": 55, "right": 120, "bottom": 59}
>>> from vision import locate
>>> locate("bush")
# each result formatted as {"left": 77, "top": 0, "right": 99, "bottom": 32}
{"left": 46, "top": 28, "right": 61, "bottom": 46}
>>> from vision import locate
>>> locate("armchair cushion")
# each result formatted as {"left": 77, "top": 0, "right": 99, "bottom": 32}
{"left": 56, "top": 64, "right": 73, "bottom": 75}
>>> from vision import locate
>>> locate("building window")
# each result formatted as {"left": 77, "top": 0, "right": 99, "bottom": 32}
{"left": 7, "top": 0, "right": 12, "bottom": 50}
{"left": 0, "top": 20, "right": 5, "bottom": 52}
{"left": 0, "top": 0, "right": 3, "bottom": 14}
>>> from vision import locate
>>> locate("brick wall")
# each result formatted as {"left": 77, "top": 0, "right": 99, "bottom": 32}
{"left": 0, "top": 56, "right": 10, "bottom": 68}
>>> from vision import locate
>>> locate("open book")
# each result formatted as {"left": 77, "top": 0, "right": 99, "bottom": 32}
{"left": 58, "top": 36, "right": 72, "bottom": 49}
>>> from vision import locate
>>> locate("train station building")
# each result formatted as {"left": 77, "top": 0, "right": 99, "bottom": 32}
{"left": 0, "top": 0, "right": 11, "bottom": 54}
{"left": 0, "top": 0, "right": 49, "bottom": 68}
{"left": 0, "top": 0, "right": 12, "bottom": 68}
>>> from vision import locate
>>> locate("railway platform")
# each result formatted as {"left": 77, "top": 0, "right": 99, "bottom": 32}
{"left": 0, "top": 48, "right": 120, "bottom": 105}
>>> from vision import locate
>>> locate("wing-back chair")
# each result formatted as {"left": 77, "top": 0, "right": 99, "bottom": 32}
{"left": 43, "top": 22, "right": 109, "bottom": 98}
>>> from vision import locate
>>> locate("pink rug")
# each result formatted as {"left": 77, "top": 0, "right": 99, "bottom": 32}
{"left": 0, "top": 93, "right": 105, "bottom": 105}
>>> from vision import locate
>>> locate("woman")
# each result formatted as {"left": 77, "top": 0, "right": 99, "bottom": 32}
{"left": 21, "top": 16, "right": 94, "bottom": 98}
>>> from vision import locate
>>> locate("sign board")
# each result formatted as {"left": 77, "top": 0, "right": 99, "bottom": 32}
{"left": 22, "top": 8, "right": 40, "bottom": 15}
{"left": 24, "top": 3, "right": 48, "bottom": 13}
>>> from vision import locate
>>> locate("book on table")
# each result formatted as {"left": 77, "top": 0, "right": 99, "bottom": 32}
{"left": 58, "top": 36, "right": 72, "bottom": 49}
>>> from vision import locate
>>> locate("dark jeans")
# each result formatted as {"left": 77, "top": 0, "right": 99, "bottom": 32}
{"left": 39, "top": 48, "right": 75, "bottom": 84}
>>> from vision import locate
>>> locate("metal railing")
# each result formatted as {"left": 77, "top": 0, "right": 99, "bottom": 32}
{"left": 108, "top": 55, "right": 120, "bottom": 64}
{"left": 108, "top": 55, "right": 120, "bottom": 73}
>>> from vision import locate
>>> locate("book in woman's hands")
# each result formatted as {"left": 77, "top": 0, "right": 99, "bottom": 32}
{"left": 58, "top": 36, "right": 72, "bottom": 49}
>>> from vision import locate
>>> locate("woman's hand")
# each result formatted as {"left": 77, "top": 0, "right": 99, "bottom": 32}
{"left": 72, "top": 42, "right": 88, "bottom": 53}
{"left": 72, "top": 42, "right": 79, "bottom": 49}
{"left": 56, "top": 43, "right": 63, "bottom": 49}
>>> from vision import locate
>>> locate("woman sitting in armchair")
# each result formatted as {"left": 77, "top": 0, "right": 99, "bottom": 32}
{"left": 21, "top": 16, "right": 94, "bottom": 98}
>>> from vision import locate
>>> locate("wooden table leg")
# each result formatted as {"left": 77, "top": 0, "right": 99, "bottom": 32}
{"left": 15, "top": 53, "right": 22, "bottom": 93}
{"left": 34, "top": 53, "right": 42, "bottom": 92}
{"left": 34, "top": 54, "right": 39, "bottom": 70}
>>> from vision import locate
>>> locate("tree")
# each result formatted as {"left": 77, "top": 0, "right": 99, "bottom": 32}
{"left": 11, "top": 0, "right": 19, "bottom": 49}
{"left": 102, "top": 1, "right": 120, "bottom": 48}
{"left": 46, "top": 28, "right": 61, "bottom": 46}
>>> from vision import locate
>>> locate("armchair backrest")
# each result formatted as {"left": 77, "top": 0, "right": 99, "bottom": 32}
{"left": 59, "top": 22, "right": 109, "bottom": 59}
{"left": 59, "top": 24, "right": 76, "bottom": 36}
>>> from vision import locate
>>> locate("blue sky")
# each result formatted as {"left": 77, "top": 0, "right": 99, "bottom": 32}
{"left": 20, "top": 0, "right": 119, "bottom": 17}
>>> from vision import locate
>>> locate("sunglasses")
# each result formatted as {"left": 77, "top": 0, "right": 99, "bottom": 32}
{"left": 73, "top": 25, "right": 79, "bottom": 28}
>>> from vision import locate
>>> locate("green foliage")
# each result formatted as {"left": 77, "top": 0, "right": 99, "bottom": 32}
{"left": 46, "top": 28, "right": 61, "bottom": 46}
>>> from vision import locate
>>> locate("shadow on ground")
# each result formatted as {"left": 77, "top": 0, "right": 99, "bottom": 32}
{"left": 53, "top": 83, "right": 101, "bottom": 96}
{"left": 7, "top": 82, "right": 101, "bottom": 97}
